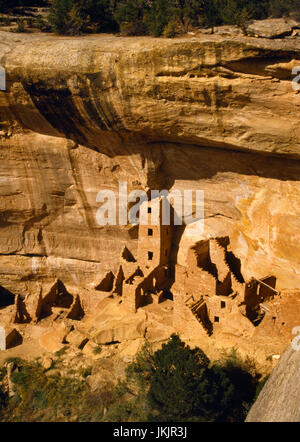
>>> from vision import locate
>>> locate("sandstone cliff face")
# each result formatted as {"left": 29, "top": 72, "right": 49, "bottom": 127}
{"left": 0, "top": 31, "right": 300, "bottom": 306}
{"left": 246, "top": 345, "right": 300, "bottom": 422}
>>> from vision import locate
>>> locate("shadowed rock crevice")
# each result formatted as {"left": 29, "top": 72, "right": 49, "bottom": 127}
{"left": 0, "top": 285, "right": 15, "bottom": 308}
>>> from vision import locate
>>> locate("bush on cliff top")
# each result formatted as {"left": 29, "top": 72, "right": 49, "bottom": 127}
{"left": 0, "top": 0, "right": 47, "bottom": 13}
{"left": 48, "top": 0, "right": 300, "bottom": 36}
{"left": 2, "top": 1, "right": 300, "bottom": 36}
{"left": 48, "top": 0, "right": 117, "bottom": 35}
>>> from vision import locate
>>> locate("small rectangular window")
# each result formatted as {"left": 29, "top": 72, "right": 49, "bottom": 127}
{"left": 148, "top": 251, "right": 153, "bottom": 261}
{"left": 221, "top": 301, "right": 226, "bottom": 309}
{"left": 214, "top": 316, "right": 219, "bottom": 323}
{"left": 148, "top": 207, "right": 152, "bottom": 214}
{"left": 148, "top": 228, "right": 153, "bottom": 236}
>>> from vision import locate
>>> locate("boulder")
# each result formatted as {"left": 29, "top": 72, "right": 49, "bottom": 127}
{"left": 39, "top": 324, "right": 72, "bottom": 353}
{"left": 66, "top": 330, "right": 89, "bottom": 349}
{"left": 82, "top": 341, "right": 102, "bottom": 358}
{"left": 247, "top": 18, "right": 299, "bottom": 39}
{"left": 92, "top": 319, "right": 146, "bottom": 345}
{"left": 246, "top": 345, "right": 300, "bottom": 422}
{"left": 41, "top": 356, "right": 53, "bottom": 371}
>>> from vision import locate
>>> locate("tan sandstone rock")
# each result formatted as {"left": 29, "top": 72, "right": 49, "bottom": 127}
{"left": 246, "top": 344, "right": 300, "bottom": 422}
{"left": 0, "top": 31, "right": 300, "bottom": 364}
{"left": 66, "top": 330, "right": 89, "bottom": 349}
{"left": 247, "top": 18, "right": 299, "bottom": 39}
{"left": 39, "top": 324, "right": 71, "bottom": 353}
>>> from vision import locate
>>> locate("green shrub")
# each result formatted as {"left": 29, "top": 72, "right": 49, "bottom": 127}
{"left": 0, "top": 16, "right": 11, "bottom": 25}
{"left": 114, "top": 0, "right": 147, "bottom": 26}
{"left": 147, "top": 335, "right": 230, "bottom": 422}
{"left": 48, "top": 0, "right": 118, "bottom": 35}
{"left": 269, "top": 0, "right": 300, "bottom": 18}
{"left": 48, "top": 0, "right": 87, "bottom": 35}
{"left": 54, "top": 346, "right": 68, "bottom": 358}
{"left": 212, "top": 347, "right": 259, "bottom": 421}
{"left": 234, "top": 7, "right": 252, "bottom": 34}
{"left": 162, "top": 21, "right": 177, "bottom": 38}
{"left": 79, "top": 366, "right": 92, "bottom": 378}
{"left": 93, "top": 345, "right": 102, "bottom": 355}
{"left": 119, "top": 21, "right": 147, "bottom": 36}
{"left": 4, "top": 0, "right": 299, "bottom": 38}
{"left": 0, "top": 0, "right": 48, "bottom": 14}
{"left": 0, "top": 358, "right": 116, "bottom": 422}
{"left": 35, "top": 15, "right": 52, "bottom": 32}
{"left": 199, "top": 0, "right": 221, "bottom": 33}
{"left": 219, "top": 0, "right": 269, "bottom": 25}
{"left": 269, "top": 0, "right": 291, "bottom": 17}
{"left": 0, "top": 337, "right": 261, "bottom": 422}
{"left": 104, "top": 335, "right": 260, "bottom": 422}
{"left": 15, "top": 18, "right": 26, "bottom": 32}
{"left": 5, "top": 357, "right": 23, "bottom": 365}
{"left": 82, "top": 0, "right": 118, "bottom": 33}
{"left": 144, "top": 0, "right": 171, "bottom": 37}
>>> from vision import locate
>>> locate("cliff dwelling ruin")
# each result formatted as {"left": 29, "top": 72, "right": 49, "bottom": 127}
{"left": 0, "top": 191, "right": 299, "bottom": 357}
{"left": 0, "top": 194, "right": 299, "bottom": 356}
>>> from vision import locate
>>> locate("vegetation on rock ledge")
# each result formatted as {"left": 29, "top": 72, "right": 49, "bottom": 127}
{"left": 0, "top": 1, "right": 300, "bottom": 36}
{"left": 0, "top": 335, "right": 264, "bottom": 422}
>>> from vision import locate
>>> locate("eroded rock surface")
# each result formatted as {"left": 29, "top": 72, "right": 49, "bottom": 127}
{"left": 0, "top": 31, "right": 300, "bottom": 362}
{"left": 246, "top": 345, "right": 300, "bottom": 422}
{"left": 247, "top": 18, "right": 300, "bottom": 39}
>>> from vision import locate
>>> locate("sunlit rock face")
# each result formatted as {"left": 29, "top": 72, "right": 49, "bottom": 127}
{"left": 0, "top": 31, "right": 300, "bottom": 296}
{"left": 246, "top": 345, "right": 300, "bottom": 422}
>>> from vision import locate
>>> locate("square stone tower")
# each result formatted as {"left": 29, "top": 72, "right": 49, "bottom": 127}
{"left": 137, "top": 197, "right": 173, "bottom": 271}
